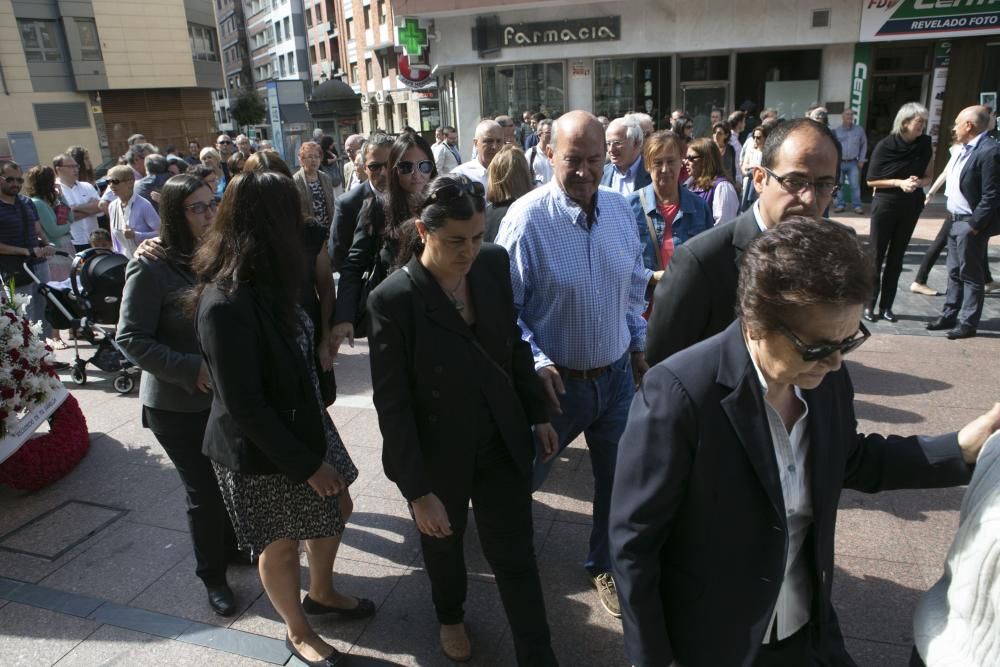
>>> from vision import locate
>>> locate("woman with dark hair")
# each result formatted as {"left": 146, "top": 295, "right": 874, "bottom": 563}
{"left": 738, "top": 123, "right": 771, "bottom": 213}
{"left": 611, "top": 217, "right": 993, "bottom": 667}
{"left": 683, "top": 137, "right": 739, "bottom": 226}
{"left": 186, "top": 164, "right": 219, "bottom": 198}
{"left": 670, "top": 118, "right": 693, "bottom": 184}
{"left": 194, "top": 170, "right": 369, "bottom": 667}
{"left": 318, "top": 135, "right": 343, "bottom": 194}
{"left": 712, "top": 121, "right": 738, "bottom": 183}
{"left": 864, "top": 101, "right": 934, "bottom": 323}
{"left": 66, "top": 145, "right": 96, "bottom": 184}
{"left": 331, "top": 128, "right": 436, "bottom": 347}
{"left": 368, "top": 175, "right": 558, "bottom": 664}
{"left": 227, "top": 151, "right": 248, "bottom": 179}
{"left": 24, "top": 165, "right": 74, "bottom": 281}
{"left": 117, "top": 174, "right": 243, "bottom": 617}
{"left": 484, "top": 144, "right": 533, "bottom": 242}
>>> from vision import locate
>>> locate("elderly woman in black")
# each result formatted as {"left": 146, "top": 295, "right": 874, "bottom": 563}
{"left": 117, "top": 175, "right": 241, "bottom": 616}
{"left": 367, "top": 175, "right": 559, "bottom": 664}
{"left": 610, "top": 217, "right": 997, "bottom": 667}
{"left": 864, "top": 102, "right": 934, "bottom": 323}
{"left": 194, "top": 171, "right": 369, "bottom": 667}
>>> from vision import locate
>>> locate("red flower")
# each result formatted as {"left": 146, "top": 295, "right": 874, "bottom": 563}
{"left": 0, "top": 387, "right": 13, "bottom": 400}
{"left": 9, "top": 350, "right": 19, "bottom": 362}
{"left": 11, "top": 369, "right": 25, "bottom": 381}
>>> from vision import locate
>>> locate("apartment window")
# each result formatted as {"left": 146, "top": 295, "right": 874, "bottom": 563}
{"left": 350, "top": 63, "right": 358, "bottom": 82}
{"left": 283, "top": 18, "right": 290, "bottom": 39}
{"left": 364, "top": 7, "right": 371, "bottom": 30}
{"left": 345, "top": 17, "right": 353, "bottom": 39}
{"left": 189, "top": 23, "right": 219, "bottom": 61}
{"left": 315, "top": 3, "right": 322, "bottom": 24}
{"left": 319, "top": 41, "right": 327, "bottom": 60}
{"left": 288, "top": 53, "right": 295, "bottom": 74}
{"left": 305, "top": 8, "right": 312, "bottom": 26}
{"left": 377, "top": 52, "right": 387, "bottom": 76}
{"left": 73, "top": 18, "right": 102, "bottom": 61}
{"left": 274, "top": 21, "right": 282, "bottom": 42}
{"left": 365, "top": 58, "right": 372, "bottom": 80}
{"left": 279, "top": 54, "right": 286, "bottom": 77}
{"left": 18, "top": 19, "right": 64, "bottom": 63}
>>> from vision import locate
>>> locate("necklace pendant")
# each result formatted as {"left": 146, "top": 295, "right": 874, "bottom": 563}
{"left": 452, "top": 297, "right": 465, "bottom": 312}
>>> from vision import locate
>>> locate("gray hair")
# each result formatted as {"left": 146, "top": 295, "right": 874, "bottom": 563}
{"left": 892, "top": 102, "right": 928, "bottom": 135}
{"left": 127, "top": 133, "right": 146, "bottom": 146}
{"left": 144, "top": 153, "right": 168, "bottom": 175}
{"left": 607, "top": 117, "right": 644, "bottom": 147}
{"left": 360, "top": 132, "right": 394, "bottom": 159}
{"left": 626, "top": 112, "right": 653, "bottom": 129}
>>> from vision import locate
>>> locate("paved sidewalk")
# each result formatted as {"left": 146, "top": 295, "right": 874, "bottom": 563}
{"left": 2, "top": 208, "right": 999, "bottom": 665}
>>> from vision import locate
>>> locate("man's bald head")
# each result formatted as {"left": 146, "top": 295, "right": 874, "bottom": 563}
{"left": 474, "top": 120, "right": 504, "bottom": 168}
{"left": 953, "top": 105, "right": 991, "bottom": 144}
{"left": 549, "top": 111, "right": 606, "bottom": 209}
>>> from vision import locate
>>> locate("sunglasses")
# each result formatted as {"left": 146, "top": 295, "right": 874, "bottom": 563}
{"left": 217, "top": 140, "right": 233, "bottom": 145}
{"left": 396, "top": 160, "right": 434, "bottom": 175}
{"left": 184, "top": 200, "right": 219, "bottom": 215}
{"left": 778, "top": 322, "right": 870, "bottom": 362}
{"left": 366, "top": 161, "right": 386, "bottom": 172}
{"left": 421, "top": 177, "right": 485, "bottom": 209}
{"left": 107, "top": 178, "right": 133, "bottom": 185}
{"left": 3, "top": 176, "right": 25, "bottom": 184}
{"left": 682, "top": 155, "right": 702, "bottom": 162}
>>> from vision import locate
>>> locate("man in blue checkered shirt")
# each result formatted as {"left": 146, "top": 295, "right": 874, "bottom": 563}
{"left": 495, "top": 110, "right": 653, "bottom": 619}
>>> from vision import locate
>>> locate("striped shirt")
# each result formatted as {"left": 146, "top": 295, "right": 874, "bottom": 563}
{"left": 495, "top": 181, "right": 651, "bottom": 370}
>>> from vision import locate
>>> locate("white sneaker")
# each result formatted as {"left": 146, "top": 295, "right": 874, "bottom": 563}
{"left": 593, "top": 572, "right": 621, "bottom": 618}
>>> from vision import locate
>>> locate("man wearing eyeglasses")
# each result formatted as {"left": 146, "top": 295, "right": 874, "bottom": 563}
{"left": 452, "top": 120, "right": 504, "bottom": 189}
{"left": 602, "top": 117, "right": 651, "bottom": 196}
{"left": 646, "top": 118, "right": 843, "bottom": 365}
{"left": 328, "top": 133, "right": 393, "bottom": 271}
{"left": 53, "top": 153, "right": 101, "bottom": 252}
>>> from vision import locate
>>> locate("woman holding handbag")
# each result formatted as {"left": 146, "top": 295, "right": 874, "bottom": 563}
{"left": 368, "top": 175, "right": 559, "bottom": 664}
{"left": 331, "top": 129, "right": 436, "bottom": 349}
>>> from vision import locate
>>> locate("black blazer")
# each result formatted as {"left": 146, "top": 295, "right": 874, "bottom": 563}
{"left": 959, "top": 135, "right": 1000, "bottom": 234}
{"left": 332, "top": 198, "right": 391, "bottom": 331}
{"left": 196, "top": 283, "right": 326, "bottom": 482}
{"left": 646, "top": 208, "right": 761, "bottom": 365}
{"left": 610, "top": 320, "right": 972, "bottom": 667}
{"left": 367, "top": 244, "right": 548, "bottom": 503}
{"left": 328, "top": 181, "right": 374, "bottom": 271}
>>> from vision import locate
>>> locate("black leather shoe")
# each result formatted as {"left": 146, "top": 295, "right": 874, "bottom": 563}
{"left": 303, "top": 594, "right": 376, "bottom": 619}
{"left": 863, "top": 307, "right": 880, "bottom": 323}
{"left": 946, "top": 325, "right": 976, "bottom": 340}
{"left": 926, "top": 317, "right": 957, "bottom": 331}
{"left": 881, "top": 309, "right": 898, "bottom": 323}
{"left": 285, "top": 636, "right": 344, "bottom": 666}
{"left": 206, "top": 583, "right": 236, "bottom": 617}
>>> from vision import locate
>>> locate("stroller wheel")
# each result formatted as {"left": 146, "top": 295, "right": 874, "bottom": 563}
{"left": 113, "top": 374, "right": 134, "bottom": 394}
{"left": 70, "top": 365, "right": 87, "bottom": 385}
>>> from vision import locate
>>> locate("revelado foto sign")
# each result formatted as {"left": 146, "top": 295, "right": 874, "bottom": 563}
{"left": 501, "top": 17, "right": 621, "bottom": 48}
{"left": 861, "top": 0, "right": 1000, "bottom": 42}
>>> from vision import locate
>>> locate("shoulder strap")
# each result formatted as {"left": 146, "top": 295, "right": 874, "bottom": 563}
{"left": 638, "top": 189, "right": 663, "bottom": 271}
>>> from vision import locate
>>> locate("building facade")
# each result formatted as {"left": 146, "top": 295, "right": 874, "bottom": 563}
{"left": 1, "top": 0, "right": 224, "bottom": 167}
{"left": 214, "top": 0, "right": 253, "bottom": 132}
{"left": 394, "top": 0, "right": 1000, "bottom": 181}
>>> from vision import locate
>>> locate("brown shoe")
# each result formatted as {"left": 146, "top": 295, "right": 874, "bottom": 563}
{"left": 440, "top": 623, "right": 471, "bottom": 662}
{"left": 593, "top": 571, "right": 622, "bottom": 618}
{"left": 910, "top": 282, "right": 939, "bottom": 296}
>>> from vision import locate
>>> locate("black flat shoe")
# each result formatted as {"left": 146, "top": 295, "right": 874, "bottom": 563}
{"left": 303, "top": 593, "right": 377, "bottom": 619}
{"left": 206, "top": 583, "right": 236, "bottom": 617}
{"left": 863, "top": 308, "right": 880, "bottom": 323}
{"left": 284, "top": 636, "right": 344, "bottom": 667}
{"left": 946, "top": 325, "right": 976, "bottom": 340}
{"left": 881, "top": 309, "right": 898, "bottom": 323}
{"left": 926, "top": 317, "right": 957, "bottom": 331}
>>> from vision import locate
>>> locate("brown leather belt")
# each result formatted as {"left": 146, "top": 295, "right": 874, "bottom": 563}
{"left": 555, "top": 364, "right": 611, "bottom": 381}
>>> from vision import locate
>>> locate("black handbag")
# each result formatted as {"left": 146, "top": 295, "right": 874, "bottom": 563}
{"left": 0, "top": 199, "right": 36, "bottom": 285}
{"left": 352, "top": 240, "right": 387, "bottom": 339}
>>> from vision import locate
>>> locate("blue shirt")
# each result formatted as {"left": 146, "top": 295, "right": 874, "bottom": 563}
{"left": 946, "top": 131, "right": 988, "bottom": 216}
{"left": 608, "top": 155, "right": 643, "bottom": 196}
{"left": 629, "top": 184, "right": 712, "bottom": 272}
{"left": 833, "top": 124, "right": 868, "bottom": 162}
{"left": 0, "top": 194, "right": 44, "bottom": 264}
{"left": 495, "top": 181, "right": 650, "bottom": 371}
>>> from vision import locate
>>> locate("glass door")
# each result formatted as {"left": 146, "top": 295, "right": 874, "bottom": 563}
{"left": 682, "top": 84, "right": 728, "bottom": 138}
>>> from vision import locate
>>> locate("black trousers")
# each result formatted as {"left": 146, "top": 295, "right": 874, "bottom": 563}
{"left": 869, "top": 193, "right": 924, "bottom": 311}
{"left": 419, "top": 435, "right": 557, "bottom": 666}
{"left": 916, "top": 213, "right": 993, "bottom": 285}
{"left": 143, "top": 406, "right": 236, "bottom": 586}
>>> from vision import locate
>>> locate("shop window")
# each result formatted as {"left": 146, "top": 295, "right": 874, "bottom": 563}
{"left": 874, "top": 45, "right": 930, "bottom": 74}
{"left": 594, "top": 59, "right": 636, "bottom": 120}
{"left": 74, "top": 19, "right": 103, "bottom": 61}
{"left": 481, "top": 62, "right": 565, "bottom": 119}
{"left": 18, "top": 19, "right": 64, "bottom": 63}
{"left": 680, "top": 55, "right": 729, "bottom": 82}
{"left": 734, "top": 49, "right": 821, "bottom": 121}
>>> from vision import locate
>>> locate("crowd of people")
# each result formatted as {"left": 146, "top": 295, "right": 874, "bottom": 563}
{"left": 2, "top": 99, "right": 999, "bottom": 667}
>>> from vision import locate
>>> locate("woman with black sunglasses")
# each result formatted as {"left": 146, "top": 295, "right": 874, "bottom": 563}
{"left": 610, "top": 217, "right": 995, "bottom": 667}
{"left": 331, "top": 129, "right": 437, "bottom": 349}
{"left": 367, "top": 175, "right": 559, "bottom": 664}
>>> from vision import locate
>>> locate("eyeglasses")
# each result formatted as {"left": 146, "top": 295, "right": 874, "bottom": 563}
{"left": 396, "top": 159, "right": 434, "bottom": 175}
{"left": 420, "top": 177, "right": 485, "bottom": 210}
{"left": 107, "top": 178, "right": 132, "bottom": 185}
{"left": 3, "top": 176, "right": 25, "bottom": 184}
{"left": 217, "top": 140, "right": 233, "bottom": 145}
{"left": 366, "top": 161, "right": 386, "bottom": 172}
{"left": 606, "top": 140, "right": 627, "bottom": 149}
{"left": 682, "top": 155, "right": 702, "bottom": 162}
{"left": 761, "top": 167, "right": 839, "bottom": 196}
{"left": 184, "top": 200, "right": 219, "bottom": 215}
{"left": 777, "top": 322, "right": 870, "bottom": 362}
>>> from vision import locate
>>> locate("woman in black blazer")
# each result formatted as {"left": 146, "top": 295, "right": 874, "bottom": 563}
{"left": 117, "top": 175, "right": 241, "bottom": 617}
{"left": 193, "top": 171, "right": 369, "bottom": 667}
{"left": 368, "top": 175, "right": 559, "bottom": 664}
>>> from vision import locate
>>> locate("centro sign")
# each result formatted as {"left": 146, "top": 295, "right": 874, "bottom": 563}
{"left": 862, "top": 0, "right": 1000, "bottom": 40}
{"left": 850, "top": 44, "right": 872, "bottom": 126}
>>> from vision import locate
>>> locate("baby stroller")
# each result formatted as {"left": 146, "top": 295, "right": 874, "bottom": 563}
{"left": 25, "top": 249, "right": 137, "bottom": 394}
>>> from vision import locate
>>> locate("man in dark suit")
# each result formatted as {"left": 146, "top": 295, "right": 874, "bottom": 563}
{"left": 611, "top": 218, "right": 1000, "bottom": 667}
{"left": 601, "top": 117, "right": 651, "bottom": 196}
{"left": 645, "top": 118, "right": 842, "bottom": 365}
{"left": 927, "top": 105, "right": 1000, "bottom": 339}
{"left": 327, "top": 134, "right": 392, "bottom": 271}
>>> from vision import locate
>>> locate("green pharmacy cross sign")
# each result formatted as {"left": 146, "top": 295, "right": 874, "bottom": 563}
{"left": 397, "top": 18, "right": 428, "bottom": 57}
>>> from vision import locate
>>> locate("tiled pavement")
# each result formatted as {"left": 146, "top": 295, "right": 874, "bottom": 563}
{"left": 2, "top": 206, "right": 999, "bottom": 666}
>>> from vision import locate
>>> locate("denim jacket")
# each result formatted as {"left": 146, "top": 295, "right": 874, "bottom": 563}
{"left": 628, "top": 184, "right": 712, "bottom": 271}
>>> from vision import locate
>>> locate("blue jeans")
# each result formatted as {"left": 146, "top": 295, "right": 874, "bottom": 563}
{"left": 836, "top": 160, "right": 861, "bottom": 208}
{"left": 533, "top": 351, "right": 635, "bottom": 575}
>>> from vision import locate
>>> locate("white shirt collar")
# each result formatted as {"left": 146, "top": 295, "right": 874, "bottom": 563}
{"left": 751, "top": 200, "right": 768, "bottom": 232}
